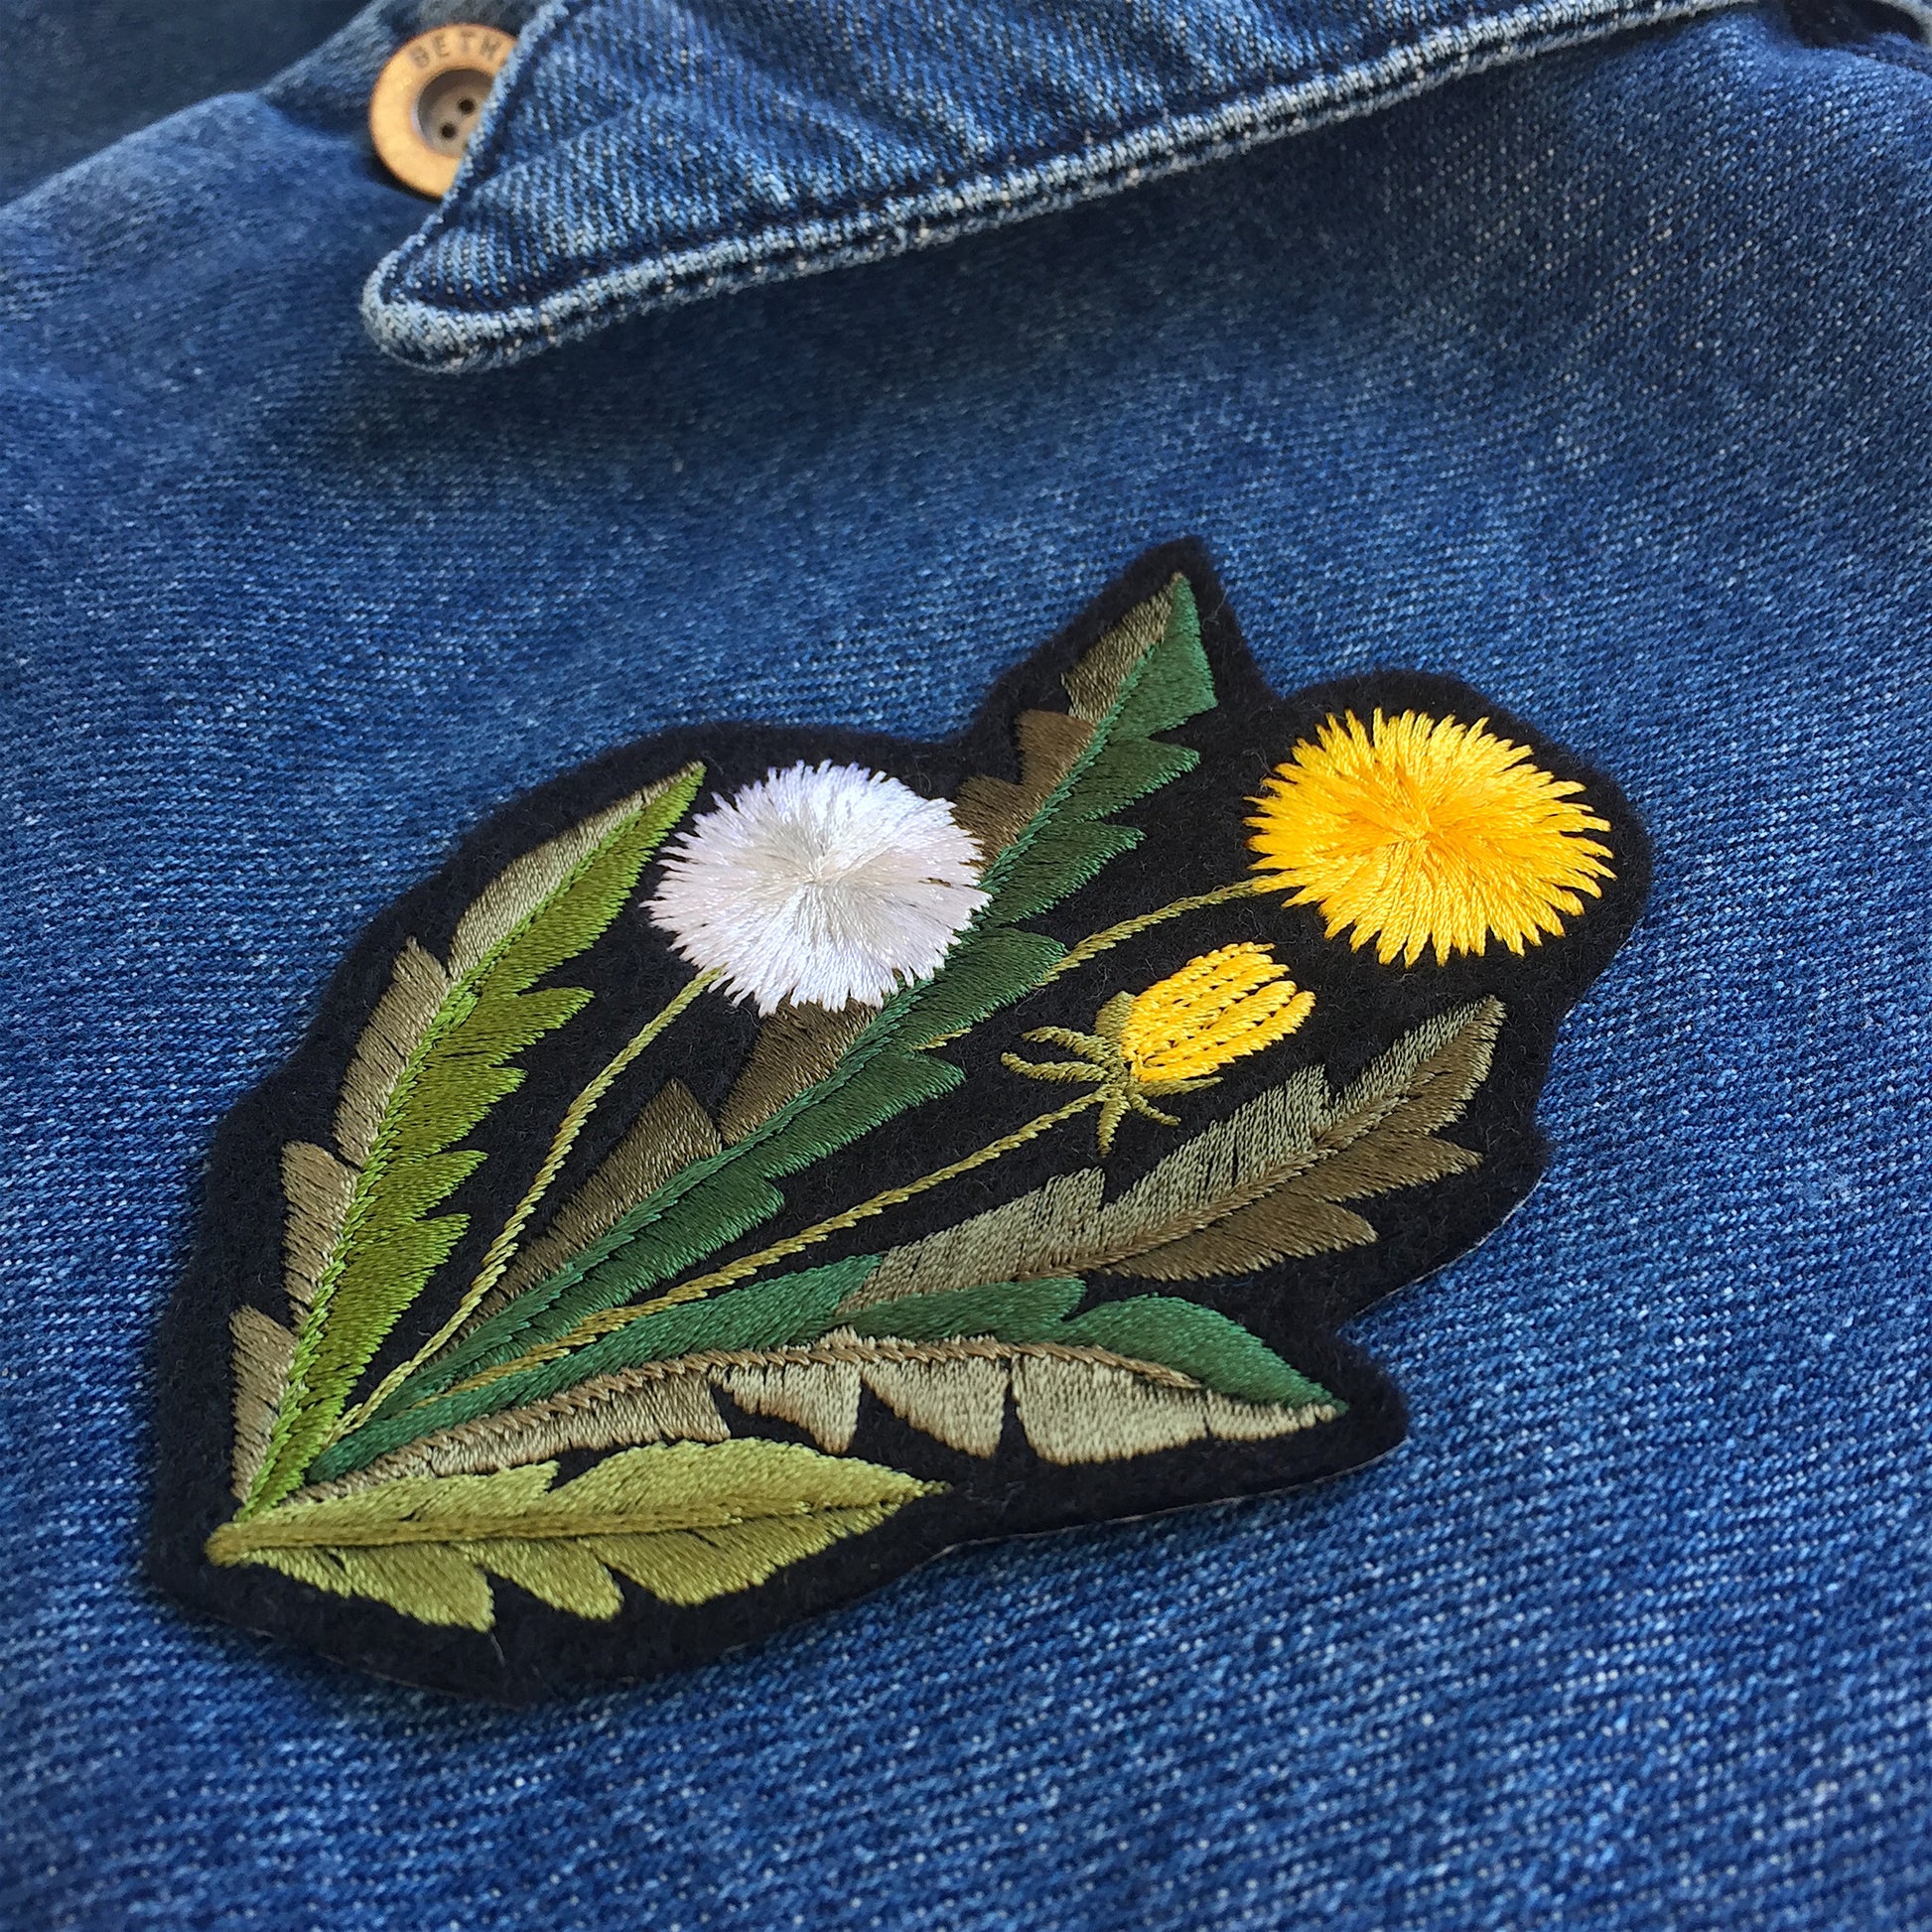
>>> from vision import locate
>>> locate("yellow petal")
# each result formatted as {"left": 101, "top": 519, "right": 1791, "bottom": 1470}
{"left": 1119, "top": 945, "right": 1314, "bottom": 1083}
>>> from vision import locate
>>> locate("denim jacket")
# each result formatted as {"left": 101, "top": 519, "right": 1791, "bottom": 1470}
{"left": 4, "top": 0, "right": 1928, "bottom": 1924}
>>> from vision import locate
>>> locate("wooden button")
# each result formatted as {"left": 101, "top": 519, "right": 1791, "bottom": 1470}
{"left": 368, "top": 25, "right": 515, "bottom": 199}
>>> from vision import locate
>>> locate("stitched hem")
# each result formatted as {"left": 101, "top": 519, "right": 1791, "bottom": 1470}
{"left": 363, "top": 0, "right": 1754, "bottom": 372}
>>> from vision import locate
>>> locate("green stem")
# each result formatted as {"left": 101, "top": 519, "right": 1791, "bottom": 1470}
{"left": 335, "top": 967, "right": 722, "bottom": 1438}
{"left": 665, "top": 1088, "right": 1102, "bottom": 1299}
{"left": 1042, "top": 876, "right": 1276, "bottom": 982}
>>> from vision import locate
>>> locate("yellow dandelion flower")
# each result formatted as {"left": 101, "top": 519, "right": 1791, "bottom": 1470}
{"left": 1004, "top": 944, "right": 1313, "bottom": 1152}
{"left": 1247, "top": 710, "right": 1614, "bottom": 968}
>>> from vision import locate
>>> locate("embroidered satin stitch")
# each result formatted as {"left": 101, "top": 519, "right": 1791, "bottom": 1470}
{"left": 150, "top": 543, "right": 1650, "bottom": 1699}
{"left": 1248, "top": 709, "right": 1616, "bottom": 966}
{"left": 1004, "top": 944, "right": 1316, "bottom": 1152}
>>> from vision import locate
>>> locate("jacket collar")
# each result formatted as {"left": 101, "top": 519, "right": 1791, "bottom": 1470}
{"left": 350, "top": 0, "right": 1746, "bottom": 372}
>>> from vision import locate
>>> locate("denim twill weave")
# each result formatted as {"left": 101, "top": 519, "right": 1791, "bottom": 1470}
{"left": 2, "top": 0, "right": 1929, "bottom": 1924}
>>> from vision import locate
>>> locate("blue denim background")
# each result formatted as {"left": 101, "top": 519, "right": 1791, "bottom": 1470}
{"left": 0, "top": 0, "right": 365, "bottom": 201}
{"left": 3, "top": 0, "right": 1930, "bottom": 1925}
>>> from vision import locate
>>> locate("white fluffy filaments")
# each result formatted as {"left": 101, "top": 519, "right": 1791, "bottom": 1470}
{"left": 647, "top": 760, "right": 990, "bottom": 1015}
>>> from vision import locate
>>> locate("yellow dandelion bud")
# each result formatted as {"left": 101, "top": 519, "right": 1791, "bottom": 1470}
{"left": 1247, "top": 710, "right": 1614, "bottom": 969}
{"left": 1116, "top": 944, "right": 1315, "bottom": 1084}
{"left": 1004, "top": 944, "right": 1315, "bottom": 1154}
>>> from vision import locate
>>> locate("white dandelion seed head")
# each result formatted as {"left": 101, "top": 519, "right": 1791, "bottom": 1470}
{"left": 647, "top": 760, "right": 989, "bottom": 1015}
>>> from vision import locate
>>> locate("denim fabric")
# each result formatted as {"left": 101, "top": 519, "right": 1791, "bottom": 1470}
{"left": 0, "top": 0, "right": 367, "bottom": 203}
{"left": 357, "top": 0, "right": 1749, "bottom": 369}
{"left": 4, "top": 0, "right": 1931, "bottom": 1925}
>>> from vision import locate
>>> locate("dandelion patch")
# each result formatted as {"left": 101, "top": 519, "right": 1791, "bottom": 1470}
{"left": 150, "top": 543, "right": 1650, "bottom": 1699}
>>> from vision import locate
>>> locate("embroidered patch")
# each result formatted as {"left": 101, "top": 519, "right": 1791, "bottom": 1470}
{"left": 149, "top": 544, "right": 1649, "bottom": 1699}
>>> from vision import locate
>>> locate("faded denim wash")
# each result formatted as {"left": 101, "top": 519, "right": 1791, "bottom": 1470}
{"left": 2, "top": 0, "right": 1929, "bottom": 1925}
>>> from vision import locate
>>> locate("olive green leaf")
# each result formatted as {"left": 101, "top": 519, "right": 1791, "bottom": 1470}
{"left": 239, "top": 764, "right": 705, "bottom": 1515}
{"left": 346, "top": 1329, "right": 1339, "bottom": 1477}
{"left": 212, "top": 1441, "right": 939, "bottom": 1629}
{"left": 843, "top": 998, "right": 1504, "bottom": 1299}
{"left": 1107, "top": 996, "right": 1503, "bottom": 1278}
